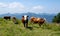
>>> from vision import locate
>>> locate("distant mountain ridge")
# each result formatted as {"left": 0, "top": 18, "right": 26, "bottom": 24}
{"left": 0, "top": 12, "right": 56, "bottom": 22}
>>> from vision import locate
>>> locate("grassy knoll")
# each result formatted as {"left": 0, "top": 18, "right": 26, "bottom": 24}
{"left": 0, "top": 18, "right": 60, "bottom": 36}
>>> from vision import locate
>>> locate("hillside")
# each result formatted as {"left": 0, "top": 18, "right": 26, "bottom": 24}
{"left": 0, "top": 18, "right": 60, "bottom": 36}
{"left": 0, "top": 12, "right": 56, "bottom": 22}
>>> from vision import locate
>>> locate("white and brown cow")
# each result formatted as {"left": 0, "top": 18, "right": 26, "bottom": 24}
{"left": 22, "top": 15, "right": 29, "bottom": 28}
{"left": 30, "top": 17, "right": 45, "bottom": 26}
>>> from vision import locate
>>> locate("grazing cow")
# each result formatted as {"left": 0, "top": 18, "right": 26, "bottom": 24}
{"left": 30, "top": 17, "right": 45, "bottom": 26}
{"left": 30, "top": 17, "right": 37, "bottom": 23}
{"left": 3, "top": 16, "right": 11, "bottom": 20}
{"left": 22, "top": 15, "right": 29, "bottom": 28}
{"left": 12, "top": 17, "right": 18, "bottom": 24}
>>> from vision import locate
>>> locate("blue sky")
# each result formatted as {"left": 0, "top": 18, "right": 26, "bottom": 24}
{"left": 0, "top": 0, "right": 60, "bottom": 14}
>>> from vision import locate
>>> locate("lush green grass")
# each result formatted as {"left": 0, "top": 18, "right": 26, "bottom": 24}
{"left": 0, "top": 18, "right": 60, "bottom": 36}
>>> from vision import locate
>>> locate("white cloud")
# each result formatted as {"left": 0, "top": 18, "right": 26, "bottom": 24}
{"left": 0, "top": 2, "right": 53, "bottom": 14}
{"left": 0, "top": 2, "right": 60, "bottom": 14}
{"left": 8, "top": 2, "right": 25, "bottom": 13}
{"left": 0, "top": 3, "right": 44, "bottom": 14}
{"left": 0, "top": 3, "right": 8, "bottom": 8}
{"left": 0, "top": 2, "right": 25, "bottom": 14}
{"left": 29, "top": 5, "right": 44, "bottom": 13}
{"left": 8, "top": 2, "right": 25, "bottom": 9}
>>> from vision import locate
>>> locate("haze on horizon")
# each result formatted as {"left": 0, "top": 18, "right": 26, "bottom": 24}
{"left": 0, "top": 0, "right": 60, "bottom": 14}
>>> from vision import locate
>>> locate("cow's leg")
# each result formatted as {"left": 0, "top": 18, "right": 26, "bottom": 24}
{"left": 26, "top": 23, "right": 28, "bottom": 28}
{"left": 26, "top": 20, "right": 28, "bottom": 28}
{"left": 23, "top": 22, "right": 25, "bottom": 27}
{"left": 39, "top": 23, "right": 42, "bottom": 27}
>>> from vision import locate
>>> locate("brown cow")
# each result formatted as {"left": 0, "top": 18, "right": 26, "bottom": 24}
{"left": 22, "top": 15, "right": 29, "bottom": 28}
{"left": 12, "top": 17, "right": 18, "bottom": 24}
{"left": 30, "top": 17, "right": 45, "bottom": 26}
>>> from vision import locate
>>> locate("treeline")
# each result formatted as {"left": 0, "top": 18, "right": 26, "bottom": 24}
{"left": 52, "top": 12, "right": 60, "bottom": 23}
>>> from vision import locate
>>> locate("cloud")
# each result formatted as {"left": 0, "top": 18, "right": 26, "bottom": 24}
{"left": 0, "top": 3, "right": 44, "bottom": 14}
{"left": 0, "top": 2, "right": 59, "bottom": 14}
{"left": 29, "top": 5, "right": 44, "bottom": 13}
{"left": 0, "top": 3, "right": 7, "bottom": 8}
{"left": 8, "top": 2, "right": 25, "bottom": 13}
{"left": 8, "top": 2, "right": 25, "bottom": 9}
{"left": 0, "top": 2, "right": 25, "bottom": 14}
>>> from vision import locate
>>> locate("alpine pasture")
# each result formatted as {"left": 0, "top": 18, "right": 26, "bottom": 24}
{"left": 0, "top": 18, "right": 60, "bottom": 36}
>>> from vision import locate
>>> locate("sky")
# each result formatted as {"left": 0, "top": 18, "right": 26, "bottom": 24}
{"left": 0, "top": 0, "right": 60, "bottom": 14}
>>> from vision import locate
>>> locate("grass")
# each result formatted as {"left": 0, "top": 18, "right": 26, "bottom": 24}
{"left": 0, "top": 18, "right": 60, "bottom": 36}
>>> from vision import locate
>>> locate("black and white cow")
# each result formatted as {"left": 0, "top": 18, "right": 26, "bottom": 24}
{"left": 3, "top": 16, "right": 11, "bottom": 20}
{"left": 22, "top": 15, "right": 29, "bottom": 28}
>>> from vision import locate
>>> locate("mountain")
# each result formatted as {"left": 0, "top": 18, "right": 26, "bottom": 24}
{"left": 0, "top": 12, "right": 56, "bottom": 22}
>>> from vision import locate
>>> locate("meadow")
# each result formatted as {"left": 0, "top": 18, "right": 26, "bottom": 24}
{"left": 0, "top": 18, "right": 60, "bottom": 36}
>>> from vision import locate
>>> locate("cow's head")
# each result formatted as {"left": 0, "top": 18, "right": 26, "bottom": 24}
{"left": 22, "top": 15, "right": 29, "bottom": 20}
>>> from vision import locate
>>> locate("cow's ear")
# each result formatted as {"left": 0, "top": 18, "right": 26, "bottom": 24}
{"left": 27, "top": 16, "right": 29, "bottom": 17}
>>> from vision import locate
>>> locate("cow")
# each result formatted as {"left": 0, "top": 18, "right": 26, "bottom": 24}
{"left": 12, "top": 17, "right": 18, "bottom": 24}
{"left": 30, "top": 17, "right": 45, "bottom": 26}
{"left": 3, "top": 16, "right": 11, "bottom": 20}
{"left": 30, "top": 17, "right": 37, "bottom": 23}
{"left": 22, "top": 15, "right": 29, "bottom": 28}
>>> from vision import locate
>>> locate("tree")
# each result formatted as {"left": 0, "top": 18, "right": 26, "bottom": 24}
{"left": 52, "top": 13, "right": 60, "bottom": 23}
